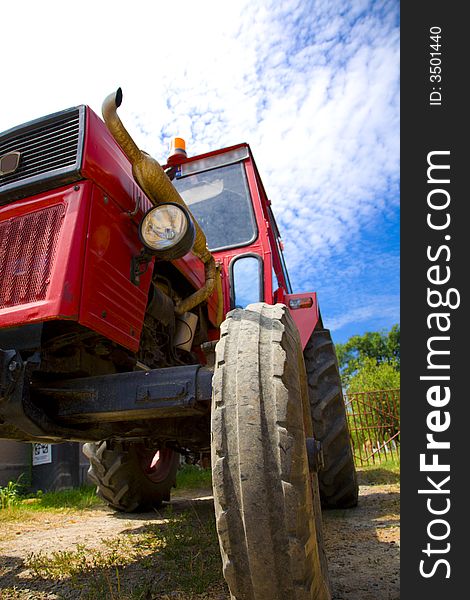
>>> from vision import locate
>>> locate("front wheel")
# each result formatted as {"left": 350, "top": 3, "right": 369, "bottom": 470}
{"left": 83, "top": 441, "right": 179, "bottom": 512}
{"left": 211, "top": 303, "right": 331, "bottom": 600}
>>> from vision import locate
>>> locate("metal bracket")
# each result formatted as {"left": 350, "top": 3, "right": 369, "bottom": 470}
{"left": 130, "top": 248, "right": 153, "bottom": 286}
{"left": 0, "top": 350, "right": 62, "bottom": 441}
{"left": 306, "top": 437, "right": 324, "bottom": 472}
{"left": 126, "top": 193, "right": 142, "bottom": 218}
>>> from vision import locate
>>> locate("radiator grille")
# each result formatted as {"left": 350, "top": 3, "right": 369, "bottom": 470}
{"left": 0, "top": 204, "right": 65, "bottom": 308}
{"left": 0, "top": 107, "right": 85, "bottom": 204}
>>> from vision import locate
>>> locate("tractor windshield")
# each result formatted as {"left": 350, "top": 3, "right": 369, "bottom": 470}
{"left": 173, "top": 162, "right": 257, "bottom": 251}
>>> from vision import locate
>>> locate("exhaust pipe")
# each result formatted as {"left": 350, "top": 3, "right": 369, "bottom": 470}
{"left": 102, "top": 89, "right": 222, "bottom": 320}
{"left": 102, "top": 89, "right": 141, "bottom": 165}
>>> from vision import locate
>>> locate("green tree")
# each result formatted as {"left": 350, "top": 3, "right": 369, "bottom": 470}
{"left": 336, "top": 324, "right": 400, "bottom": 387}
{"left": 338, "top": 328, "right": 401, "bottom": 450}
{"left": 347, "top": 357, "right": 400, "bottom": 393}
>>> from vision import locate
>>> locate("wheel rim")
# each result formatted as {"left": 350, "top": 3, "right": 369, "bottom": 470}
{"left": 137, "top": 446, "right": 177, "bottom": 484}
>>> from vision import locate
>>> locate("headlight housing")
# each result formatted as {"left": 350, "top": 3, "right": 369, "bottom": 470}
{"left": 139, "top": 202, "right": 196, "bottom": 260}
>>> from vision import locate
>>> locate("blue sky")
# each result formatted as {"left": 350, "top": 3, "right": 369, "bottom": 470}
{"left": 1, "top": 0, "right": 399, "bottom": 344}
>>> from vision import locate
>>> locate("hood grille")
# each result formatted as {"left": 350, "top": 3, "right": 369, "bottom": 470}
{"left": 0, "top": 106, "right": 85, "bottom": 205}
{"left": 0, "top": 204, "right": 65, "bottom": 309}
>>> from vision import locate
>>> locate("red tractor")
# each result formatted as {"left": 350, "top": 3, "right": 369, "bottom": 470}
{"left": 0, "top": 89, "right": 357, "bottom": 600}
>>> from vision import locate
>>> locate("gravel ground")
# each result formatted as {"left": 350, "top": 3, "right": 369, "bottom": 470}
{"left": 0, "top": 483, "right": 399, "bottom": 599}
{"left": 323, "top": 483, "right": 399, "bottom": 599}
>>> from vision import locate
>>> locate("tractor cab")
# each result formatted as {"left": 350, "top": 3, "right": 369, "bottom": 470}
{"left": 166, "top": 141, "right": 318, "bottom": 345}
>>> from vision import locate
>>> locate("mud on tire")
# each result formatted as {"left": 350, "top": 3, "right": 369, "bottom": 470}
{"left": 211, "top": 303, "right": 331, "bottom": 600}
{"left": 83, "top": 441, "right": 179, "bottom": 512}
{"left": 304, "top": 328, "right": 358, "bottom": 509}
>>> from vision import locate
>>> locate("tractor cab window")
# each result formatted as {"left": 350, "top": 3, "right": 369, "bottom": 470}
{"left": 173, "top": 162, "right": 257, "bottom": 251}
{"left": 230, "top": 254, "right": 263, "bottom": 308}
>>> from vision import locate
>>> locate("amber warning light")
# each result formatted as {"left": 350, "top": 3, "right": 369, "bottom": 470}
{"left": 167, "top": 137, "right": 187, "bottom": 165}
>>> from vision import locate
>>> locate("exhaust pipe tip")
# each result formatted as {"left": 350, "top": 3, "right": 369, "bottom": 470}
{"left": 102, "top": 88, "right": 123, "bottom": 118}
{"left": 115, "top": 87, "right": 123, "bottom": 108}
{"left": 102, "top": 87, "right": 142, "bottom": 165}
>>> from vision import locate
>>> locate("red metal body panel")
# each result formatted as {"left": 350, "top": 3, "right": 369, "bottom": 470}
{"left": 0, "top": 183, "right": 92, "bottom": 328}
{"left": 78, "top": 185, "right": 153, "bottom": 351}
{"left": 81, "top": 110, "right": 153, "bottom": 219}
{"left": 0, "top": 108, "right": 159, "bottom": 349}
{"left": 285, "top": 293, "right": 320, "bottom": 348}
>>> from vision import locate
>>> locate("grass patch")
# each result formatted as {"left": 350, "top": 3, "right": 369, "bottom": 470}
{"left": 0, "top": 485, "right": 103, "bottom": 523}
{"left": 26, "top": 537, "right": 138, "bottom": 583}
{"left": 176, "top": 464, "right": 212, "bottom": 489}
{"left": 23, "top": 505, "right": 226, "bottom": 599}
{"left": 28, "top": 485, "right": 102, "bottom": 510}
{"left": 0, "top": 465, "right": 210, "bottom": 522}
{"left": 0, "top": 477, "right": 25, "bottom": 509}
{"left": 138, "top": 506, "right": 223, "bottom": 594}
{"left": 356, "top": 456, "right": 400, "bottom": 485}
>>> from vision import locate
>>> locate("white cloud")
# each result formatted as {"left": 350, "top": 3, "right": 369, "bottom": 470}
{"left": 326, "top": 298, "right": 399, "bottom": 332}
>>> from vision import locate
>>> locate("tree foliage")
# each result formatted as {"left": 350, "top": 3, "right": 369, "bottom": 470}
{"left": 347, "top": 357, "right": 400, "bottom": 393}
{"left": 338, "top": 327, "right": 400, "bottom": 452}
{"left": 336, "top": 325, "right": 400, "bottom": 390}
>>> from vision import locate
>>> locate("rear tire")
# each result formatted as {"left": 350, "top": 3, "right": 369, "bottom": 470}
{"left": 83, "top": 441, "right": 179, "bottom": 512}
{"left": 304, "top": 328, "right": 358, "bottom": 508}
{"left": 211, "top": 303, "right": 331, "bottom": 600}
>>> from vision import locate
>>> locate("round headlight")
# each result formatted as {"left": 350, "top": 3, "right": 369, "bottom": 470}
{"left": 139, "top": 202, "right": 196, "bottom": 260}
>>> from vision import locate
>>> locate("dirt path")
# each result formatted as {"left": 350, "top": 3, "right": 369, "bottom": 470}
{"left": 323, "top": 484, "right": 399, "bottom": 600}
{"left": 0, "top": 484, "right": 399, "bottom": 599}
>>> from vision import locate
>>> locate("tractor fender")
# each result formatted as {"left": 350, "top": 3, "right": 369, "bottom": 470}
{"left": 284, "top": 292, "right": 320, "bottom": 349}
